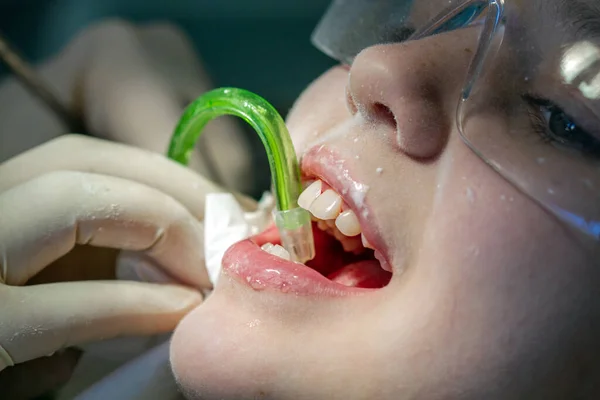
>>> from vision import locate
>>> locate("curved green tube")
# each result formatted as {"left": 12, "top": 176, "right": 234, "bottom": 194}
{"left": 168, "top": 87, "right": 300, "bottom": 210}
{"left": 167, "top": 87, "right": 315, "bottom": 263}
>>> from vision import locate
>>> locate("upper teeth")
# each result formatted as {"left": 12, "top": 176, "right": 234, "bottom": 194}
{"left": 298, "top": 179, "right": 373, "bottom": 249}
{"left": 336, "top": 210, "right": 361, "bottom": 237}
{"left": 298, "top": 180, "right": 322, "bottom": 209}
{"left": 310, "top": 189, "right": 342, "bottom": 220}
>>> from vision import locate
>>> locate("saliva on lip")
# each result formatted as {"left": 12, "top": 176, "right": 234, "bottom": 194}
{"left": 247, "top": 276, "right": 266, "bottom": 291}
{"left": 248, "top": 278, "right": 292, "bottom": 293}
{"left": 244, "top": 254, "right": 295, "bottom": 293}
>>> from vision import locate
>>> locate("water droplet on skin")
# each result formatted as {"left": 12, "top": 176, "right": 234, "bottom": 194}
{"left": 547, "top": 188, "right": 555, "bottom": 195}
{"left": 354, "top": 137, "right": 359, "bottom": 143}
{"left": 376, "top": 167, "right": 383, "bottom": 175}
{"left": 466, "top": 187, "right": 475, "bottom": 203}
{"left": 501, "top": 195, "right": 506, "bottom": 201}
{"left": 355, "top": 155, "right": 360, "bottom": 160}
{"left": 537, "top": 157, "right": 546, "bottom": 164}
{"left": 246, "top": 319, "right": 261, "bottom": 328}
{"left": 249, "top": 279, "right": 266, "bottom": 291}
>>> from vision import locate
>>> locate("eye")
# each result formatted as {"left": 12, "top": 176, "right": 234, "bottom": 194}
{"left": 433, "top": 3, "right": 487, "bottom": 34}
{"left": 526, "top": 96, "right": 600, "bottom": 156}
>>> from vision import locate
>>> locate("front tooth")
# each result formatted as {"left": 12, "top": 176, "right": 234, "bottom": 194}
{"left": 298, "top": 180, "right": 322, "bottom": 210}
{"left": 361, "top": 233, "right": 375, "bottom": 249}
{"left": 309, "top": 189, "right": 342, "bottom": 220}
{"left": 335, "top": 209, "right": 361, "bottom": 237}
{"left": 261, "top": 243, "right": 291, "bottom": 261}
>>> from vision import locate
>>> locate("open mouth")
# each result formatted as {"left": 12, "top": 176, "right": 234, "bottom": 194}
{"left": 221, "top": 146, "right": 393, "bottom": 296}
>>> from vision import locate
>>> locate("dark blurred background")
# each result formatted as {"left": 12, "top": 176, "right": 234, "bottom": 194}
{"left": 0, "top": 0, "right": 336, "bottom": 197}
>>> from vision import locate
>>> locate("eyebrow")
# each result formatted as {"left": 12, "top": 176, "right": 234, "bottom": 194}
{"left": 556, "top": 0, "right": 600, "bottom": 40}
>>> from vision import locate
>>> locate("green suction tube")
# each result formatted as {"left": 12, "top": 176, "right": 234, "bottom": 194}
{"left": 167, "top": 87, "right": 315, "bottom": 263}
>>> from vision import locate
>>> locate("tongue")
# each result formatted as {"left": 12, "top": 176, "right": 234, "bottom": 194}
{"left": 327, "top": 260, "right": 392, "bottom": 288}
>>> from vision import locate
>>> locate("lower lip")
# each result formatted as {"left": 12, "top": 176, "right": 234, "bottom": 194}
{"left": 222, "top": 239, "right": 373, "bottom": 296}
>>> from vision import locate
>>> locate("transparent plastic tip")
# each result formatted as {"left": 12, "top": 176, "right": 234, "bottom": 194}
{"left": 274, "top": 208, "right": 315, "bottom": 264}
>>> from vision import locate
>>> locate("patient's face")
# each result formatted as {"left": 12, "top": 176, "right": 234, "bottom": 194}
{"left": 171, "top": 1, "right": 600, "bottom": 398}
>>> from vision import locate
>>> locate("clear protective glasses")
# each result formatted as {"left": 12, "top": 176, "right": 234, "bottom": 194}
{"left": 312, "top": 0, "right": 600, "bottom": 242}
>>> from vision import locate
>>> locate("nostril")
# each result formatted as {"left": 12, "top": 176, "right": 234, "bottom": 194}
{"left": 371, "top": 103, "right": 397, "bottom": 128}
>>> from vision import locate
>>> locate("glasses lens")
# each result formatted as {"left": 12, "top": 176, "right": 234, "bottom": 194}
{"left": 312, "top": 0, "right": 486, "bottom": 65}
{"left": 459, "top": 1, "right": 600, "bottom": 238}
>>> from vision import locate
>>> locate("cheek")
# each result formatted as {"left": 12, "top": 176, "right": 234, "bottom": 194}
{"left": 425, "top": 135, "right": 580, "bottom": 297}
{"left": 286, "top": 66, "right": 351, "bottom": 152}
{"left": 407, "top": 137, "right": 598, "bottom": 382}
{"left": 425, "top": 133, "right": 569, "bottom": 262}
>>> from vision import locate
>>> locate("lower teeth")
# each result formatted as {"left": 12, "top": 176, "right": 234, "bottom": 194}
{"left": 261, "top": 243, "right": 291, "bottom": 261}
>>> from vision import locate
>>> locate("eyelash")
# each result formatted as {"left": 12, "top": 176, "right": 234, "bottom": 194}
{"left": 524, "top": 95, "right": 600, "bottom": 157}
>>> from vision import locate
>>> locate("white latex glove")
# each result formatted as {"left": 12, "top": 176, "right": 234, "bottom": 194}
{"left": 0, "top": 18, "right": 254, "bottom": 193}
{"left": 0, "top": 134, "right": 255, "bottom": 398}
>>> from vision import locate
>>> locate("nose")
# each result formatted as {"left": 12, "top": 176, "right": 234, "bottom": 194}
{"left": 347, "top": 30, "right": 476, "bottom": 159}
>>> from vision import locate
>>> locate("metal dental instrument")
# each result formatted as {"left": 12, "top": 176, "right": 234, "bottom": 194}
{"left": 0, "top": 32, "right": 85, "bottom": 134}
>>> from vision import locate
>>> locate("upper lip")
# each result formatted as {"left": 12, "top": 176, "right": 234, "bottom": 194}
{"left": 300, "top": 144, "right": 389, "bottom": 264}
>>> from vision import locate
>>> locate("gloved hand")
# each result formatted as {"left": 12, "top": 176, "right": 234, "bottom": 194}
{"left": 0, "top": 19, "right": 254, "bottom": 193}
{"left": 0, "top": 134, "right": 256, "bottom": 398}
